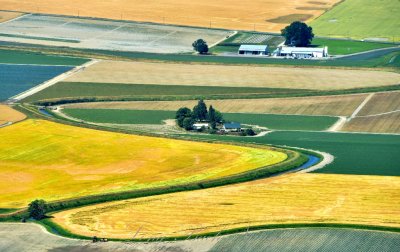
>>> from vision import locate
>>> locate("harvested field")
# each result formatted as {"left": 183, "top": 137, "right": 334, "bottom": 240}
{"left": 0, "top": 0, "right": 341, "bottom": 32}
{"left": 66, "top": 94, "right": 368, "bottom": 116}
{"left": 0, "top": 14, "right": 232, "bottom": 53}
{"left": 0, "top": 10, "right": 23, "bottom": 23}
{"left": 0, "top": 119, "right": 287, "bottom": 208}
{"left": 357, "top": 91, "right": 400, "bottom": 116}
{"left": 0, "top": 105, "right": 26, "bottom": 125}
{"left": 53, "top": 173, "right": 400, "bottom": 239}
{"left": 65, "top": 61, "right": 400, "bottom": 90}
{"left": 210, "top": 228, "right": 400, "bottom": 252}
{"left": 342, "top": 112, "right": 400, "bottom": 134}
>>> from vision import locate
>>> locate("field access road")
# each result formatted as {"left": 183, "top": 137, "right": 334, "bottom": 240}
{"left": 9, "top": 59, "right": 99, "bottom": 102}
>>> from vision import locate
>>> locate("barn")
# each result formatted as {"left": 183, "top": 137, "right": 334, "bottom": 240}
{"left": 275, "top": 46, "right": 328, "bottom": 58}
{"left": 238, "top": 45, "right": 268, "bottom": 55}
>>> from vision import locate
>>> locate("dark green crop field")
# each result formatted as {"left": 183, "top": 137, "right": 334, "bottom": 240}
{"left": 182, "top": 131, "right": 400, "bottom": 176}
{"left": 23, "top": 82, "right": 311, "bottom": 102}
{"left": 0, "top": 49, "right": 88, "bottom": 66}
{"left": 224, "top": 113, "right": 338, "bottom": 131}
{"left": 63, "top": 109, "right": 175, "bottom": 124}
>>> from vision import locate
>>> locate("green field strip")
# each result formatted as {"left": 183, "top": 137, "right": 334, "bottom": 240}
{"left": 311, "top": 0, "right": 400, "bottom": 42}
{"left": 224, "top": 113, "right": 338, "bottom": 131}
{"left": 176, "top": 131, "right": 400, "bottom": 176}
{"left": 0, "top": 49, "right": 88, "bottom": 66}
{"left": 312, "top": 38, "right": 395, "bottom": 55}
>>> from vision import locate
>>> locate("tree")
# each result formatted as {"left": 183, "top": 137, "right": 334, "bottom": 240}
{"left": 183, "top": 117, "right": 195, "bottom": 130}
{"left": 208, "top": 105, "right": 217, "bottom": 129}
{"left": 175, "top": 107, "right": 192, "bottom": 127}
{"left": 214, "top": 110, "right": 223, "bottom": 123}
{"left": 28, "top": 199, "right": 47, "bottom": 220}
{"left": 192, "top": 39, "right": 209, "bottom": 54}
{"left": 192, "top": 100, "right": 208, "bottom": 121}
{"left": 245, "top": 128, "right": 256, "bottom": 136}
{"left": 281, "top": 21, "right": 314, "bottom": 47}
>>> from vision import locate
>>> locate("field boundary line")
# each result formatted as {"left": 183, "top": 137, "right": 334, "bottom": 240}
{"left": 209, "top": 30, "right": 238, "bottom": 48}
{"left": 347, "top": 93, "right": 375, "bottom": 121}
{"left": 9, "top": 59, "right": 100, "bottom": 102}
{"left": 0, "top": 62, "right": 77, "bottom": 67}
{"left": 0, "top": 13, "right": 30, "bottom": 25}
{"left": 86, "top": 23, "right": 129, "bottom": 40}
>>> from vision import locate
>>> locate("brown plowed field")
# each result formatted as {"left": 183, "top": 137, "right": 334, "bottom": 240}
{"left": 65, "top": 93, "right": 368, "bottom": 116}
{"left": 0, "top": 105, "right": 26, "bottom": 125}
{"left": 65, "top": 61, "right": 400, "bottom": 90}
{"left": 0, "top": 0, "right": 340, "bottom": 32}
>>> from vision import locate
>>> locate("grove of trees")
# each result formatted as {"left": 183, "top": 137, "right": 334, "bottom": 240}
{"left": 281, "top": 21, "right": 314, "bottom": 47}
{"left": 176, "top": 100, "right": 223, "bottom": 130}
{"left": 28, "top": 199, "right": 48, "bottom": 220}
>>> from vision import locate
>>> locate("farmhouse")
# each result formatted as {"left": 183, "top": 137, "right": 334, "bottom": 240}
{"left": 193, "top": 123, "right": 210, "bottom": 130}
{"left": 223, "top": 122, "right": 241, "bottom": 132}
{"left": 274, "top": 46, "right": 328, "bottom": 58}
{"left": 238, "top": 45, "right": 268, "bottom": 55}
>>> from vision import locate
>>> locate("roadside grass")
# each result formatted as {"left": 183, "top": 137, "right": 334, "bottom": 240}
{"left": 224, "top": 113, "right": 338, "bottom": 131}
{"left": 179, "top": 131, "right": 400, "bottom": 176}
{"left": 312, "top": 38, "right": 395, "bottom": 55}
{"left": 0, "top": 49, "right": 88, "bottom": 65}
{"left": 311, "top": 0, "right": 400, "bottom": 41}
{"left": 63, "top": 109, "right": 176, "bottom": 124}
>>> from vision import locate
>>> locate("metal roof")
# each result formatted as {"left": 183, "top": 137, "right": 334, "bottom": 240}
{"left": 223, "top": 122, "right": 241, "bottom": 129}
{"left": 238, "top": 45, "right": 268, "bottom": 51}
{"left": 279, "top": 46, "right": 325, "bottom": 54}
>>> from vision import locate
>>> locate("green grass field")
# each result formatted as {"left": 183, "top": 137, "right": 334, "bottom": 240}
{"left": 210, "top": 228, "right": 400, "bottom": 252}
{"left": 0, "top": 49, "right": 88, "bottom": 65}
{"left": 311, "top": 0, "right": 400, "bottom": 42}
{"left": 182, "top": 131, "right": 400, "bottom": 176}
{"left": 23, "top": 82, "right": 311, "bottom": 102}
{"left": 224, "top": 113, "right": 338, "bottom": 131}
{"left": 312, "top": 38, "right": 395, "bottom": 55}
{"left": 63, "top": 109, "right": 176, "bottom": 124}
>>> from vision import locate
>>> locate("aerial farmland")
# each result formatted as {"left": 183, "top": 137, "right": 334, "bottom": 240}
{"left": 0, "top": 0, "right": 399, "bottom": 251}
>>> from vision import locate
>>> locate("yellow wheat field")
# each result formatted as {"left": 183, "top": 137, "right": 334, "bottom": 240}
{"left": 65, "top": 93, "right": 368, "bottom": 116}
{"left": 65, "top": 61, "right": 400, "bottom": 90}
{"left": 53, "top": 173, "right": 400, "bottom": 239}
{"left": 0, "top": 105, "right": 26, "bottom": 125}
{"left": 0, "top": 0, "right": 340, "bottom": 32}
{"left": 0, "top": 119, "right": 287, "bottom": 208}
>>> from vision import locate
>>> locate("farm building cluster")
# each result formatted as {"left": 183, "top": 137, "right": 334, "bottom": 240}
{"left": 237, "top": 45, "right": 328, "bottom": 59}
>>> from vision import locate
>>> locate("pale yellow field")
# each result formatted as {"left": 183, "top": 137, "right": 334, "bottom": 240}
{"left": 65, "top": 61, "right": 400, "bottom": 90}
{"left": 53, "top": 173, "right": 400, "bottom": 239}
{"left": 0, "top": 105, "right": 26, "bottom": 125}
{"left": 0, "top": 119, "right": 287, "bottom": 208}
{"left": 65, "top": 93, "right": 368, "bottom": 116}
{"left": 0, "top": 10, "right": 22, "bottom": 23}
{"left": 0, "top": 0, "right": 340, "bottom": 32}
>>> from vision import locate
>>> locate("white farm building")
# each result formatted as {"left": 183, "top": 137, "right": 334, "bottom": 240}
{"left": 238, "top": 45, "right": 268, "bottom": 55}
{"left": 275, "top": 46, "right": 328, "bottom": 58}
